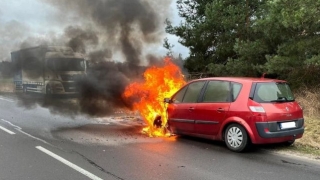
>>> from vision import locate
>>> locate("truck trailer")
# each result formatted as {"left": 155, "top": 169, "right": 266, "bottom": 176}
{"left": 12, "top": 45, "right": 86, "bottom": 94}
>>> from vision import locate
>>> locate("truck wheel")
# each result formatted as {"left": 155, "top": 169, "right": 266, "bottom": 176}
{"left": 46, "top": 85, "right": 53, "bottom": 95}
{"left": 224, "top": 124, "right": 250, "bottom": 152}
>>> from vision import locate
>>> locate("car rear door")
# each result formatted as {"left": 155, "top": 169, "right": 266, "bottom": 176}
{"left": 167, "top": 81, "right": 206, "bottom": 133}
{"left": 194, "top": 80, "right": 232, "bottom": 135}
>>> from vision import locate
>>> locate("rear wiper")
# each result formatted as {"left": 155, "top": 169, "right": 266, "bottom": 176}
{"left": 270, "top": 97, "right": 289, "bottom": 103}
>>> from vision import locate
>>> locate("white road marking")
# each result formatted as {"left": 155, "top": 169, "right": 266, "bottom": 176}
{"left": 36, "top": 146, "right": 103, "bottom": 180}
{"left": 0, "top": 96, "right": 14, "bottom": 102}
{"left": 1, "top": 119, "right": 49, "bottom": 144}
{"left": 0, "top": 125, "right": 15, "bottom": 135}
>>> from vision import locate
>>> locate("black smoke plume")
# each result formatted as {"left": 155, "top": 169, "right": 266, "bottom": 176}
{"left": 2, "top": 0, "right": 174, "bottom": 117}
{"left": 65, "top": 26, "right": 99, "bottom": 54}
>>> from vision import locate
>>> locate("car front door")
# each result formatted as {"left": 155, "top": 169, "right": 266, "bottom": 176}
{"left": 167, "top": 81, "right": 206, "bottom": 134}
{"left": 194, "top": 80, "right": 232, "bottom": 135}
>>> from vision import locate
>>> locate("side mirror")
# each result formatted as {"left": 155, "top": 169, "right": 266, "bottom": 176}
{"left": 164, "top": 98, "right": 172, "bottom": 103}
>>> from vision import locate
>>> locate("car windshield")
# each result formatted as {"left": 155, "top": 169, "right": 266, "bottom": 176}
{"left": 253, "top": 82, "right": 295, "bottom": 103}
{"left": 46, "top": 58, "right": 85, "bottom": 71}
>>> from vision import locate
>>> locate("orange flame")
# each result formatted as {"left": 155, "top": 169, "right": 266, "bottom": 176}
{"left": 123, "top": 57, "right": 186, "bottom": 137}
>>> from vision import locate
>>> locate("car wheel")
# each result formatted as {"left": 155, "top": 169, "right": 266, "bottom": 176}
{"left": 283, "top": 140, "right": 295, "bottom": 146}
{"left": 225, "top": 124, "right": 249, "bottom": 152}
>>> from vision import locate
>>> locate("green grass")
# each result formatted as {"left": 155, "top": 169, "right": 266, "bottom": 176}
{"left": 267, "top": 143, "right": 320, "bottom": 159}
{"left": 290, "top": 144, "right": 320, "bottom": 157}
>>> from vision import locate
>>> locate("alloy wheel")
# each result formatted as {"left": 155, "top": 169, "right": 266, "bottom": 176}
{"left": 227, "top": 126, "right": 243, "bottom": 148}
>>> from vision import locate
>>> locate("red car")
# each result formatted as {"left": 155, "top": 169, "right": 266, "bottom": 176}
{"left": 165, "top": 77, "right": 304, "bottom": 152}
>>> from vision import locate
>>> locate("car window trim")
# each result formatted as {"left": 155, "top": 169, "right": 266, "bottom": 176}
{"left": 197, "top": 80, "right": 208, "bottom": 103}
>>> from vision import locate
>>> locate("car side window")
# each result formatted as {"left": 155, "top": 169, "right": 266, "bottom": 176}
{"left": 232, "top": 82, "right": 242, "bottom": 101}
{"left": 172, "top": 86, "right": 187, "bottom": 103}
{"left": 182, "top": 81, "right": 206, "bottom": 103}
{"left": 202, "top": 81, "right": 231, "bottom": 102}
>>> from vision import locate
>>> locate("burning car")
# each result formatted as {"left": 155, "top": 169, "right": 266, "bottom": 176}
{"left": 165, "top": 77, "right": 304, "bottom": 152}
{"left": 123, "top": 57, "right": 186, "bottom": 137}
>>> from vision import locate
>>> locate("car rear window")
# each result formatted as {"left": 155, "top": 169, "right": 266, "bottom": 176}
{"left": 252, "top": 82, "right": 295, "bottom": 103}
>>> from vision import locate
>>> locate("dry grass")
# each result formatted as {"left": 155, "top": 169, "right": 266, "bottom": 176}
{"left": 295, "top": 87, "right": 320, "bottom": 149}
{"left": 0, "top": 78, "right": 14, "bottom": 92}
{"left": 296, "top": 117, "right": 320, "bottom": 149}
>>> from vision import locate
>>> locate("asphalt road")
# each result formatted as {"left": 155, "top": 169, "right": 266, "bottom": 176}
{"left": 0, "top": 93, "right": 320, "bottom": 180}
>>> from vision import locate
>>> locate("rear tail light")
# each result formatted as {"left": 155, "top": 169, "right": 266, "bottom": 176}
{"left": 248, "top": 99, "right": 267, "bottom": 122}
{"left": 249, "top": 106, "right": 265, "bottom": 113}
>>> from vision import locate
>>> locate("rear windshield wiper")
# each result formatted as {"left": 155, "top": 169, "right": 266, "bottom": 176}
{"left": 270, "top": 97, "right": 294, "bottom": 103}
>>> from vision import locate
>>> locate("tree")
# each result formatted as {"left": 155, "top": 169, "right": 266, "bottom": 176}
{"left": 167, "top": 0, "right": 320, "bottom": 87}
{"left": 163, "top": 37, "right": 174, "bottom": 57}
{"left": 260, "top": 0, "right": 320, "bottom": 86}
{"left": 167, "top": 0, "right": 265, "bottom": 73}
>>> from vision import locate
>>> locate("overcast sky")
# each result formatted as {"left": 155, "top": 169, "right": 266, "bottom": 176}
{"left": 0, "top": 0, "right": 189, "bottom": 61}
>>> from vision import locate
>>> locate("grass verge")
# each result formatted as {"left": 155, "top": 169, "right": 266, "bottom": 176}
{"left": 0, "top": 78, "right": 14, "bottom": 92}
{"left": 283, "top": 116, "right": 320, "bottom": 158}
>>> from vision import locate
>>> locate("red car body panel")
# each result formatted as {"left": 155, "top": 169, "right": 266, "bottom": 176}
{"left": 167, "top": 103, "right": 195, "bottom": 133}
{"left": 167, "top": 77, "right": 304, "bottom": 145}
{"left": 194, "top": 102, "right": 231, "bottom": 135}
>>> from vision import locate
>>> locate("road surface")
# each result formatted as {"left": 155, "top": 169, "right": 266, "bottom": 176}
{"left": 0, "top": 93, "right": 320, "bottom": 180}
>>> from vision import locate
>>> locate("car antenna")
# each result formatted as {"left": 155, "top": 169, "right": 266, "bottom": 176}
{"left": 261, "top": 73, "right": 266, "bottom": 79}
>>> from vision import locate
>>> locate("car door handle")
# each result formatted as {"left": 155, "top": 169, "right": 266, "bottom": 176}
{"left": 217, "top": 108, "right": 225, "bottom": 112}
{"left": 189, "top": 107, "right": 195, "bottom": 111}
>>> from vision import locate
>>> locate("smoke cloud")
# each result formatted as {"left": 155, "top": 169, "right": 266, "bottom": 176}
{"left": 0, "top": 0, "right": 176, "bottom": 117}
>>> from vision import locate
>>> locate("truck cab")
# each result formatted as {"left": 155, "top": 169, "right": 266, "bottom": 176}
{"left": 12, "top": 45, "right": 86, "bottom": 95}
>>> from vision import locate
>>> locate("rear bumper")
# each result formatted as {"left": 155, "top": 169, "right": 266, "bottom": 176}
{"left": 255, "top": 118, "right": 304, "bottom": 138}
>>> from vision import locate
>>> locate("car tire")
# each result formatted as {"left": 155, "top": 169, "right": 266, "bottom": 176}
{"left": 224, "top": 124, "right": 249, "bottom": 152}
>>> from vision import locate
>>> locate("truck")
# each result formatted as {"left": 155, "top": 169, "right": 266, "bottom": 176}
{"left": 12, "top": 45, "right": 86, "bottom": 94}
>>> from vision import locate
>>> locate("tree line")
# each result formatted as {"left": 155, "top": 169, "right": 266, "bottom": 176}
{"left": 166, "top": 0, "right": 320, "bottom": 89}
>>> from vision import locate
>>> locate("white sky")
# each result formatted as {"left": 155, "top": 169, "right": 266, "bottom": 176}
{"left": 0, "top": 0, "right": 189, "bottom": 60}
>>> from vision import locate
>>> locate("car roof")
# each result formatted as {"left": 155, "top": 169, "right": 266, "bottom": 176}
{"left": 190, "top": 77, "right": 286, "bottom": 83}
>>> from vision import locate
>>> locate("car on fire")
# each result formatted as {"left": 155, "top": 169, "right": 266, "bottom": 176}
{"left": 164, "top": 77, "right": 304, "bottom": 152}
